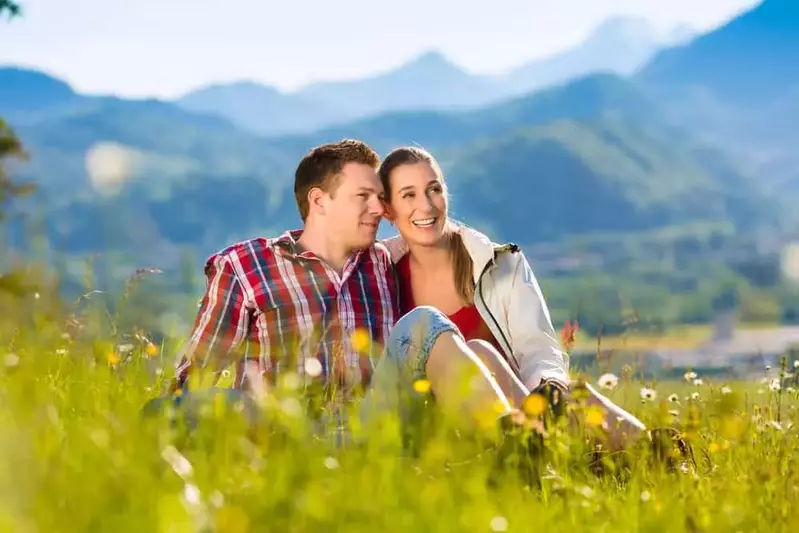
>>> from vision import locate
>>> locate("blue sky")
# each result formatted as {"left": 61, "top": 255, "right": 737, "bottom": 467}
{"left": 0, "top": 0, "right": 759, "bottom": 98}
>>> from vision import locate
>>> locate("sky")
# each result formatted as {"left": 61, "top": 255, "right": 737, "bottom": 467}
{"left": 0, "top": 0, "right": 761, "bottom": 99}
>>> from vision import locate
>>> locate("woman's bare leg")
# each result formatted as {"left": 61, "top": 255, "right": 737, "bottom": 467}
{"left": 465, "top": 339, "right": 647, "bottom": 451}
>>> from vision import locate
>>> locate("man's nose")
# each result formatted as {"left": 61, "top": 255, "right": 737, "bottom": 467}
{"left": 368, "top": 196, "right": 385, "bottom": 216}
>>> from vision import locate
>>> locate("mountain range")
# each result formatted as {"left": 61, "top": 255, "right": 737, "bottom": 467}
{"left": 175, "top": 16, "right": 693, "bottom": 136}
{"left": 0, "top": 0, "right": 796, "bottom": 279}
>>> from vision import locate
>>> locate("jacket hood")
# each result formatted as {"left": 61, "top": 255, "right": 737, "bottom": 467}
{"left": 381, "top": 221, "right": 517, "bottom": 284}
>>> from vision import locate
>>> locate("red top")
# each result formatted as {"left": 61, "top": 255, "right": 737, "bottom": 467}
{"left": 395, "top": 254, "right": 505, "bottom": 356}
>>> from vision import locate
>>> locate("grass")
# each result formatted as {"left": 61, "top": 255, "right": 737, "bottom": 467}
{"left": 571, "top": 322, "right": 788, "bottom": 352}
{"left": 1, "top": 306, "right": 799, "bottom": 532}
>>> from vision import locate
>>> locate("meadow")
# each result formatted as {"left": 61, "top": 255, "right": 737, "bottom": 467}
{"left": 1, "top": 294, "right": 798, "bottom": 533}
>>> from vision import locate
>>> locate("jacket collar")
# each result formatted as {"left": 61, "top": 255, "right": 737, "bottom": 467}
{"left": 382, "top": 220, "right": 515, "bottom": 284}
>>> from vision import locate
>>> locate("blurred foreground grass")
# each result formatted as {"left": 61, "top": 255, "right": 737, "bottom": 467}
{"left": 1, "top": 302, "right": 799, "bottom": 533}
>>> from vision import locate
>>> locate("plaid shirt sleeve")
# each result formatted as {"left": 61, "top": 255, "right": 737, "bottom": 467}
{"left": 170, "top": 252, "right": 251, "bottom": 392}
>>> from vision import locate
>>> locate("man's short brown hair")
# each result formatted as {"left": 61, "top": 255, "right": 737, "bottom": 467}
{"left": 294, "top": 139, "right": 380, "bottom": 221}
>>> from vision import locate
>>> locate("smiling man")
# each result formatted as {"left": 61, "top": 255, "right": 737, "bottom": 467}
{"left": 168, "top": 138, "right": 530, "bottom": 443}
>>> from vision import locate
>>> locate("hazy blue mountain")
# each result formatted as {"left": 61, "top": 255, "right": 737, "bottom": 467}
{"left": 0, "top": 67, "right": 79, "bottom": 114}
{"left": 2, "top": 67, "right": 780, "bottom": 269}
{"left": 638, "top": 0, "right": 799, "bottom": 106}
{"left": 295, "top": 50, "right": 500, "bottom": 117}
{"left": 176, "top": 81, "right": 346, "bottom": 136}
{"left": 167, "top": 17, "right": 688, "bottom": 136}
{"left": 636, "top": 0, "right": 799, "bottom": 194}
{"left": 500, "top": 16, "right": 691, "bottom": 96}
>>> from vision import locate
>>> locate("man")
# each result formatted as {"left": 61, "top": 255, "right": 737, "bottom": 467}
{"left": 166, "top": 139, "right": 530, "bottom": 442}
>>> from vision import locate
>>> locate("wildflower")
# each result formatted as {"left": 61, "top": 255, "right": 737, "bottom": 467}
{"left": 597, "top": 373, "right": 618, "bottom": 390}
{"left": 523, "top": 393, "right": 547, "bottom": 416}
{"left": 351, "top": 328, "right": 371, "bottom": 353}
{"left": 4, "top": 353, "right": 19, "bottom": 368}
{"left": 684, "top": 371, "right": 698, "bottom": 382}
{"left": 641, "top": 491, "right": 652, "bottom": 502}
{"left": 585, "top": 405, "right": 605, "bottom": 427}
{"left": 693, "top": 378, "right": 704, "bottom": 386}
{"left": 668, "top": 394, "right": 679, "bottom": 403}
{"left": 668, "top": 409, "right": 680, "bottom": 417}
{"left": 107, "top": 351, "right": 121, "bottom": 366}
{"left": 324, "top": 456, "right": 340, "bottom": 470}
{"left": 490, "top": 516, "right": 508, "bottom": 532}
{"left": 145, "top": 343, "right": 159, "bottom": 357}
{"left": 640, "top": 388, "right": 657, "bottom": 402}
{"left": 560, "top": 320, "right": 579, "bottom": 351}
{"left": 769, "top": 378, "right": 781, "bottom": 392}
{"left": 413, "top": 379, "right": 431, "bottom": 394}
{"left": 691, "top": 392, "right": 700, "bottom": 400}
{"left": 721, "top": 386, "right": 732, "bottom": 395}
{"left": 304, "top": 357, "right": 323, "bottom": 378}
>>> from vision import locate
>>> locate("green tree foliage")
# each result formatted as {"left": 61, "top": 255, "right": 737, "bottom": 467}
{"left": 0, "top": 0, "right": 20, "bottom": 18}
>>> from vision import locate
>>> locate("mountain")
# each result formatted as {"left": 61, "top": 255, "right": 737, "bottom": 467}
{"left": 295, "top": 50, "right": 500, "bottom": 117}
{"left": 2, "top": 69, "right": 780, "bottom": 269}
{"left": 638, "top": 0, "right": 799, "bottom": 106}
{"left": 0, "top": 67, "right": 79, "bottom": 114}
{"left": 279, "top": 73, "right": 667, "bottom": 155}
{"left": 176, "top": 81, "right": 345, "bottom": 136}
{"left": 170, "top": 17, "right": 686, "bottom": 136}
{"left": 636, "top": 0, "right": 799, "bottom": 194}
{"left": 441, "top": 119, "right": 769, "bottom": 244}
{"left": 501, "top": 16, "right": 690, "bottom": 96}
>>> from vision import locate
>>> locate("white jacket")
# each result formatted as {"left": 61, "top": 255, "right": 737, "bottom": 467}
{"left": 382, "top": 223, "right": 570, "bottom": 391}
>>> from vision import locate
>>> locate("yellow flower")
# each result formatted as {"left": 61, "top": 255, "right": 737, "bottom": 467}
{"left": 709, "top": 442, "right": 720, "bottom": 454}
{"left": 107, "top": 352, "right": 121, "bottom": 366}
{"left": 413, "top": 379, "right": 431, "bottom": 394}
{"left": 523, "top": 393, "right": 547, "bottom": 416}
{"left": 145, "top": 343, "right": 159, "bottom": 357}
{"left": 585, "top": 405, "right": 605, "bottom": 427}
{"left": 351, "top": 328, "right": 371, "bottom": 353}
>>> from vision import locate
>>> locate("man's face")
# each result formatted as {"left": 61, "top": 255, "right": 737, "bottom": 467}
{"left": 322, "top": 162, "right": 385, "bottom": 252}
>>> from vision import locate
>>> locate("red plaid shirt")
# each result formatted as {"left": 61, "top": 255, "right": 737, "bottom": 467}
{"left": 173, "top": 229, "right": 399, "bottom": 394}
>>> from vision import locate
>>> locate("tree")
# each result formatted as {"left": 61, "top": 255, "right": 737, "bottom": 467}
{"left": 0, "top": 1, "right": 20, "bottom": 18}
{"left": 0, "top": 118, "right": 34, "bottom": 222}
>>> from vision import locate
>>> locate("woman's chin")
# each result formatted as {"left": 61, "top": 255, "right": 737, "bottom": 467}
{"left": 401, "top": 229, "right": 445, "bottom": 247}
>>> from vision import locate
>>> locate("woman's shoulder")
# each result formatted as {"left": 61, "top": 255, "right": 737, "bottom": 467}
{"left": 379, "top": 234, "right": 409, "bottom": 264}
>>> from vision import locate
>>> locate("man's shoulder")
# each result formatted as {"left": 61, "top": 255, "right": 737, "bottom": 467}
{"left": 204, "top": 237, "right": 280, "bottom": 271}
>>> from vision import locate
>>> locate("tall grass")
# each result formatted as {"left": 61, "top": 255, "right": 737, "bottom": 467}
{"left": 1, "top": 285, "right": 798, "bottom": 532}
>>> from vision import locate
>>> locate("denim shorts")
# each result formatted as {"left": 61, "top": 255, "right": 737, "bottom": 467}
{"left": 382, "top": 305, "right": 462, "bottom": 382}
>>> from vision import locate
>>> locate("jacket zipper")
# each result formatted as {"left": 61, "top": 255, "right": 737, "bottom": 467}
{"left": 475, "top": 256, "right": 521, "bottom": 375}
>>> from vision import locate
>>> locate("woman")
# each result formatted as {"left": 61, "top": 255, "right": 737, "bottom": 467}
{"left": 377, "top": 146, "right": 688, "bottom": 464}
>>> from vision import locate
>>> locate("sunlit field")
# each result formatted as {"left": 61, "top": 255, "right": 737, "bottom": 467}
{"left": 1, "top": 296, "right": 798, "bottom": 533}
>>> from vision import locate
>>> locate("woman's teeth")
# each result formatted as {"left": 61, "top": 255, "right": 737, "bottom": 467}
{"left": 412, "top": 218, "right": 436, "bottom": 228}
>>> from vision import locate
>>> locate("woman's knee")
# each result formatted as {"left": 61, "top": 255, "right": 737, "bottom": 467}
{"left": 384, "top": 305, "right": 460, "bottom": 375}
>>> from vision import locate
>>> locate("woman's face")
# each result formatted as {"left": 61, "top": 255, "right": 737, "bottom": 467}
{"left": 385, "top": 162, "right": 449, "bottom": 247}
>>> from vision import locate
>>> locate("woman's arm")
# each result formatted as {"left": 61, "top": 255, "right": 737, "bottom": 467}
{"left": 503, "top": 250, "right": 570, "bottom": 392}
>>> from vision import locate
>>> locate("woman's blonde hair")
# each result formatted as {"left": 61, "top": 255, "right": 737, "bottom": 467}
{"left": 378, "top": 146, "right": 475, "bottom": 304}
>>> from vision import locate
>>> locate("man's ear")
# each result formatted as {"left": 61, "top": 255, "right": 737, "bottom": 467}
{"left": 307, "top": 187, "right": 327, "bottom": 217}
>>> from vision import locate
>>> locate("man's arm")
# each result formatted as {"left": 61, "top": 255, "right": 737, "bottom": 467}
{"left": 169, "top": 253, "right": 251, "bottom": 392}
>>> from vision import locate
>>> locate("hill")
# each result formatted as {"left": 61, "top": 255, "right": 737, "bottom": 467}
{"left": 636, "top": 0, "right": 799, "bottom": 196}
{"left": 1, "top": 70, "right": 780, "bottom": 272}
